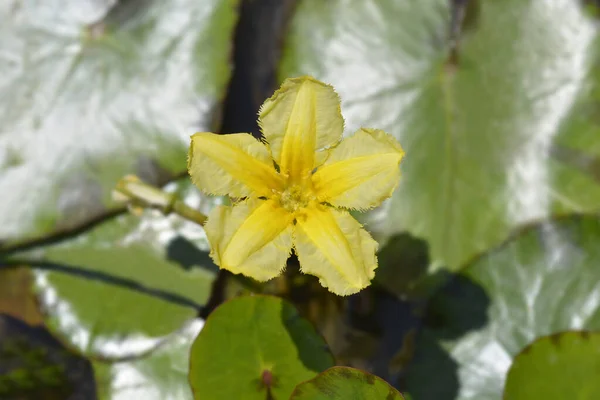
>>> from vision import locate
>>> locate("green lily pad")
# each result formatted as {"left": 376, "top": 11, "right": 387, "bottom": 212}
{"left": 0, "top": 0, "right": 238, "bottom": 241}
{"left": 290, "top": 367, "right": 405, "bottom": 400}
{"left": 189, "top": 295, "right": 334, "bottom": 400}
{"left": 94, "top": 318, "right": 204, "bottom": 400}
{"left": 404, "top": 215, "right": 600, "bottom": 400}
{"left": 504, "top": 331, "right": 600, "bottom": 400}
{"left": 280, "top": 0, "right": 600, "bottom": 271}
{"left": 27, "top": 181, "right": 222, "bottom": 359}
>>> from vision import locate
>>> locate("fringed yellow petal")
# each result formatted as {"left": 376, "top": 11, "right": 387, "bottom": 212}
{"left": 259, "top": 76, "right": 344, "bottom": 182}
{"left": 204, "top": 199, "right": 294, "bottom": 281}
{"left": 294, "top": 204, "right": 378, "bottom": 296}
{"left": 312, "top": 128, "right": 404, "bottom": 210}
{"left": 188, "top": 132, "right": 283, "bottom": 198}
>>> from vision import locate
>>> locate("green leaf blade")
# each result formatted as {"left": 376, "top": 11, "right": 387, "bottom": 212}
{"left": 25, "top": 182, "right": 221, "bottom": 360}
{"left": 405, "top": 215, "right": 600, "bottom": 399}
{"left": 94, "top": 319, "right": 204, "bottom": 400}
{"left": 504, "top": 331, "right": 600, "bottom": 400}
{"left": 280, "top": 0, "right": 600, "bottom": 274}
{"left": 290, "top": 367, "right": 405, "bottom": 400}
{"left": 188, "top": 295, "right": 334, "bottom": 400}
{"left": 0, "top": 0, "right": 239, "bottom": 241}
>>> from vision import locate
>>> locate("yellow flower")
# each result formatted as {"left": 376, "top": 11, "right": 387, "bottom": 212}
{"left": 187, "top": 76, "right": 404, "bottom": 296}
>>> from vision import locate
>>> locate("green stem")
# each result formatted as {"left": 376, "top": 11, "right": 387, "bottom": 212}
{"left": 114, "top": 175, "right": 207, "bottom": 226}
{"left": 172, "top": 199, "right": 208, "bottom": 225}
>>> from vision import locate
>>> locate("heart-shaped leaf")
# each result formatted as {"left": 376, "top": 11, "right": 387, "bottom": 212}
{"left": 94, "top": 319, "right": 204, "bottom": 400}
{"left": 23, "top": 181, "right": 221, "bottom": 360}
{"left": 280, "top": 0, "right": 600, "bottom": 273}
{"left": 404, "top": 215, "right": 600, "bottom": 400}
{"left": 0, "top": 0, "right": 238, "bottom": 241}
{"left": 189, "top": 295, "right": 334, "bottom": 400}
{"left": 503, "top": 331, "right": 600, "bottom": 400}
{"left": 291, "top": 367, "right": 405, "bottom": 400}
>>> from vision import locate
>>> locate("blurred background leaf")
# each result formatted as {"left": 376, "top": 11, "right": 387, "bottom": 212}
{"left": 279, "top": 0, "right": 600, "bottom": 278}
{"left": 3, "top": 0, "right": 600, "bottom": 398}
{"left": 188, "top": 295, "right": 334, "bottom": 400}
{"left": 11, "top": 181, "right": 222, "bottom": 360}
{"left": 503, "top": 331, "right": 600, "bottom": 400}
{"left": 0, "top": 0, "right": 238, "bottom": 242}
{"left": 403, "top": 215, "right": 600, "bottom": 400}
{"left": 94, "top": 318, "right": 203, "bottom": 400}
{"left": 1, "top": 0, "right": 240, "bottom": 396}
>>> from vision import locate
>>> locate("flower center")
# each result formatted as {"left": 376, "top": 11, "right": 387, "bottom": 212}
{"left": 277, "top": 185, "right": 314, "bottom": 212}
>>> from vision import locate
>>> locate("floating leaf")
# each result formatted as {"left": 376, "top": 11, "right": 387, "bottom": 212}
{"left": 189, "top": 295, "right": 334, "bottom": 400}
{"left": 280, "top": 0, "right": 600, "bottom": 272}
{"left": 291, "top": 367, "right": 405, "bottom": 400}
{"left": 0, "top": 0, "right": 238, "bottom": 241}
{"left": 504, "top": 331, "right": 600, "bottom": 400}
{"left": 24, "top": 181, "right": 221, "bottom": 360}
{"left": 404, "top": 216, "right": 600, "bottom": 400}
{"left": 0, "top": 0, "right": 237, "bottom": 358}
{"left": 94, "top": 319, "right": 204, "bottom": 400}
